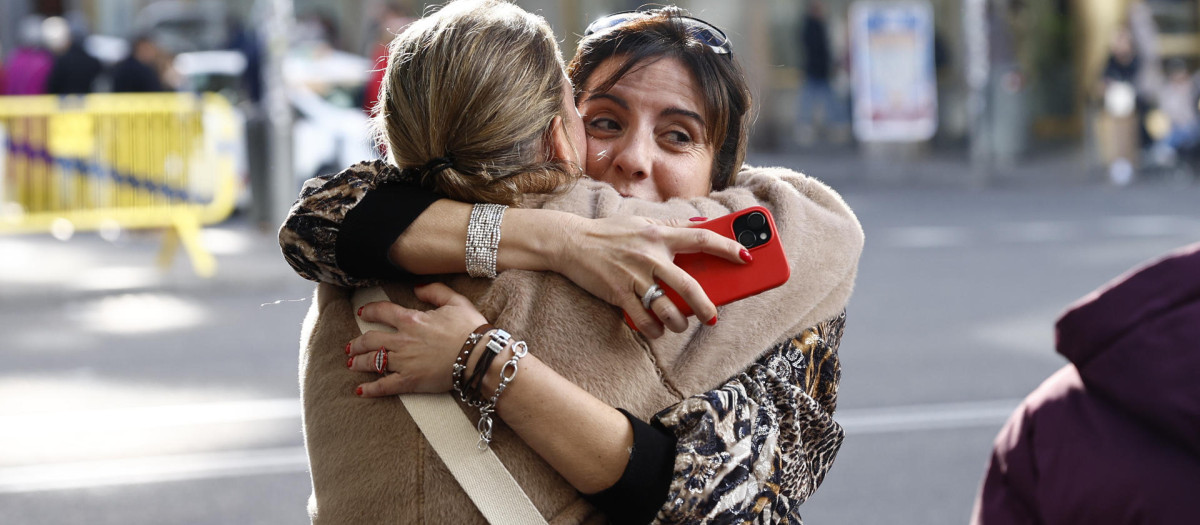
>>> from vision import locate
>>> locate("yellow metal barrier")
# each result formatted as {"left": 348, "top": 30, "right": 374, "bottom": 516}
{"left": 0, "top": 93, "right": 238, "bottom": 277}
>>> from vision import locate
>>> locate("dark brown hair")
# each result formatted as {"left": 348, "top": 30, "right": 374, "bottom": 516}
{"left": 567, "top": 7, "right": 753, "bottom": 190}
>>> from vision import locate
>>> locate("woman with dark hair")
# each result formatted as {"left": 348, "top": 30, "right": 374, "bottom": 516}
{"left": 282, "top": 4, "right": 861, "bottom": 523}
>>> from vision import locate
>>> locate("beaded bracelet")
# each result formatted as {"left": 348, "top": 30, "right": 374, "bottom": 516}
{"left": 476, "top": 339, "right": 528, "bottom": 450}
{"left": 452, "top": 324, "right": 494, "bottom": 404}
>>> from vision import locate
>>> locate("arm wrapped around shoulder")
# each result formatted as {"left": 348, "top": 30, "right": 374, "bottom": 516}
{"left": 278, "top": 160, "right": 438, "bottom": 287}
{"left": 546, "top": 166, "right": 862, "bottom": 397}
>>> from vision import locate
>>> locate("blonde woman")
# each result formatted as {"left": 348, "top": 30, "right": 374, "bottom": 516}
{"left": 283, "top": 2, "right": 862, "bottom": 522}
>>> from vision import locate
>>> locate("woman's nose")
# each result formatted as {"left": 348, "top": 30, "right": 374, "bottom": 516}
{"left": 608, "top": 132, "right": 652, "bottom": 182}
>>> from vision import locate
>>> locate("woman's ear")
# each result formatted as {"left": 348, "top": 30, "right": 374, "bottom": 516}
{"left": 547, "top": 115, "right": 579, "bottom": 164}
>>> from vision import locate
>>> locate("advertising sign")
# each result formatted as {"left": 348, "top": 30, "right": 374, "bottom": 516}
{"left": 849, "top": 1, "right": 938, "bottom": 142}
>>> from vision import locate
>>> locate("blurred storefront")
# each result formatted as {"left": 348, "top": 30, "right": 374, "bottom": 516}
{"left": 11, "top": 0, "right": 1200, "bottom": 165}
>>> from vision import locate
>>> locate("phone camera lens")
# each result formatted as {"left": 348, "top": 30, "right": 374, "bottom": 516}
{"left": 747, "top": 212, "right": 766, "bottom": 229}
{"left": 737, "top": 230, "right": 756, "bottom": 248}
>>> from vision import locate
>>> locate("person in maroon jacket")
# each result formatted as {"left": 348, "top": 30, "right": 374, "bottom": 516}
{"left": 971, "top": 242, "right": 1200, "bottom": 524}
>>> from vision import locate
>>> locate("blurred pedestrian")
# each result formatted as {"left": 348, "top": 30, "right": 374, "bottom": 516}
{"left": 362, "top": 2, "right": 415, "bottom": 115}
{"left": 1128, "top": 0, "right": 1164, "bottom": 109}
{"left": 226, "top": 17, "right": 263, "bottom": 104}
{"left": 110, "top": 35, "right": 166, "bottom": 93}
{"left": 1102, "top": 27, "right": 1140, "bottom": 92}
{"left": 795, "top": 0, "right": 846, "bottom": 146}
{"left": 1149, "top": 59, "right": 1199, "bottom": 165}
{"left": 3, "top": 15, "right": 54, "bottom": 95}
{"left": 1098, "top": 26, "right": 1142, "bottom": 185}
{"left": 43, "top": 17, "right": 102, "bottom": 95}
{"left": 971, "top": 242, "right": 1200, "bottom": 524}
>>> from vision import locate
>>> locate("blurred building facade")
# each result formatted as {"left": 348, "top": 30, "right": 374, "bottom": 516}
{"left": 7, "top": 0, "right": 1200, "bottom": 166}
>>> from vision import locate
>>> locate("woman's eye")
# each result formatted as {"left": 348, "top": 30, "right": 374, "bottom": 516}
{"left": 664, "top": 130, "right": 693, "bottom": 144}
{"left": 588, "top": 118, "right": 620, "bottom": 132}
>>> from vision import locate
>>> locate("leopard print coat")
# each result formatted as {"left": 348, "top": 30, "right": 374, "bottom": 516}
{"left": 652, "top": 313, "right": 844, "bottom": 524}
{"left": 280, "top": 164, "right": 849, "bottom": 523}
{"left": 280, "top": 160, "right": 401, "bottom": 288}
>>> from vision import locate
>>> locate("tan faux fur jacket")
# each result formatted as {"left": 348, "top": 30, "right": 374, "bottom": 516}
{"left": 294, "top": 166, "right": 863, "bottom": 523}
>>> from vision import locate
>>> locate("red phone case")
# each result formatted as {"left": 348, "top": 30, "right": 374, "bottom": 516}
{"left": 625, "top": 206, "right": 790, "bottom": 328}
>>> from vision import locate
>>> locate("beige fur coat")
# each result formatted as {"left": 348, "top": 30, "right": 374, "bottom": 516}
{"left": 296, "top": 166, "right": 864, "bottom": 523}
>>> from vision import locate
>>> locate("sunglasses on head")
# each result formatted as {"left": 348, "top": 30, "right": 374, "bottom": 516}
{"left": 583, "top": 11, "right": 733, "bottom": 56}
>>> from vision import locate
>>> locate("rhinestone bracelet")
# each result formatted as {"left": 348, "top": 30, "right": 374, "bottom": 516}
{"left": 466, "top": 203, "right": 507, "bottom": 278}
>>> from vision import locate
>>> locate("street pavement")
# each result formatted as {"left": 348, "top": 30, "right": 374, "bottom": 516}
{"left": 1, "top": 154, "right": 1198, "bottom": 524}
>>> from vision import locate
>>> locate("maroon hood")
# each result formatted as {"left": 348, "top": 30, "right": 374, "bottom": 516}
{"left": 1055, "top": 242, "right": 1200, "bottom": 457}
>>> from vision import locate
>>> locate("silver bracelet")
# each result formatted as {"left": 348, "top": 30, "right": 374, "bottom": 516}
{"left": 461, "top": 328, "right": 509, "bottom": 406}
{"left": 466, "top": 203, "right": 507, "bottom": 278}
{"left": 476, "top": 339, "right": 528, "bottom": 450}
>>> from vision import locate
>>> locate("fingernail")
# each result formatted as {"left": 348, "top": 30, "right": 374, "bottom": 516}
{"left": 689, "top": 216, "right": 708, "bottom": 222}
{"left": 356, "top": 386, "right": 364, "bottom": 396}
{"left": 357, "top": 306, "right": 364, "bottom": 317}
{"left": 706, "top": 315, "right": 718, "bottom": 326}
{"left": 345, "top": 342, "right": 351, "bottom": 355}
{"left": 347, "top": 357, "right": 354, "bottom": 368}
{"left": 739, "top": 248, "right": 753, "bottom": 262}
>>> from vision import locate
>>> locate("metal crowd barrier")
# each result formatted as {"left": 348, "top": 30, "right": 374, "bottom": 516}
{"left": 0, "top": 93, "right": 238, "bottom": 277}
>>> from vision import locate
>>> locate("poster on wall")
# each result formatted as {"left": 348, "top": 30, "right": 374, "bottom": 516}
{"left": 849, "top": 1, "right": 938, "bottom": 142}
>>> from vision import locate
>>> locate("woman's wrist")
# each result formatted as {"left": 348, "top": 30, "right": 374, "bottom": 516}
{"left": 463, "top": 329, "right": 498, "bottom": 376}
{"left": 454, "top": 324, "right": 495, "bottom": 402}
{"left": 460, "top": 330, "right": 521, "bottom": 396}
{"left": 467, "top": 332, "right": 530, "bottom": 448}
{"left": 496, "top": 209, "right": 579, "bottom": 274}
{"left": 461, "top": 333, "right": 530, "bottom": 410}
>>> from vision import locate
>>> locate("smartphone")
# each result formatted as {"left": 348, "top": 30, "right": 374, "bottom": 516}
{"left": 625, "top": 206, "right": 790, "bottom": 328}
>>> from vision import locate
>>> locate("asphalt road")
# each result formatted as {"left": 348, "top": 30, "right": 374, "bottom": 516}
{"left": 2, "top": 179, "right": 1198, "bottom": 524}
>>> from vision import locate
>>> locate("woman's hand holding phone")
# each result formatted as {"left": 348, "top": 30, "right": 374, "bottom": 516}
{"left": 621, "top": 207, "right": 791, "bottom": 332}
{"left": 544, "top": 214, "right": 747, "bottom": 338}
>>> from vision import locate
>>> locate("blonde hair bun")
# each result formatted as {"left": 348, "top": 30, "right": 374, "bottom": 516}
{"left": 372, "top": 0, "right": 580, "bottom": 206}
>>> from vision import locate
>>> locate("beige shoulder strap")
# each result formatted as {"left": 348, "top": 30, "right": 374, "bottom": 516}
{"left": 352, "top": 286, "right": 547, "bottom": 525}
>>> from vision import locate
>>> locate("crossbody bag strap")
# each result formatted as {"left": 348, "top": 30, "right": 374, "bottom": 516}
{"left": 352, "top": 286, "right": 548, "bottom": 525}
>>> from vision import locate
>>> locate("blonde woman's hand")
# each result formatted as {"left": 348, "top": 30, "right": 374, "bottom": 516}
{"left": 546, "top": 215, "right": 749, "bottom": 338}
{"left": 347, "top": 283, "right": 487, "bottom": 397}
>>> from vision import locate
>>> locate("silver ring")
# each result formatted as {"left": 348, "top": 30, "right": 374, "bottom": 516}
{"left": 374, "top": 348, "right": 387, "bottom": 374}
{"left": 641, "top": 283, "right": 665, "bottom": 310}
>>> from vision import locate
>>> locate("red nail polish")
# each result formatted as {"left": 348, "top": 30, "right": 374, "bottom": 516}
{"left": 739, "top": 249, "right": 753, "bottom": 262}
{"left": 706, "top": 315, "right": 718, "bottom": 326}
{"left": 345, "top": 342, "right": 351, "bottom": 355}
{"left": 689, "top": 216, "right": 708, "bottom": 222}
{"left": 347, "top": 357, "right": 354, "bottom": 368}
{"left": 356, "top": 386, "right": 364, "bottom": 396}
{"left": 357, "top": 306, "right": 364, "bottom": 317}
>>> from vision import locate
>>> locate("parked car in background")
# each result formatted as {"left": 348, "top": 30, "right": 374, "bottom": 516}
{"left": 143, "top": 0, "right": 376, "bottom": 217}
{"left": 283, "top": 42, "right": 377, "bottom": 187}
{"left": 172, "top": 43, "right": 376, "bottom": 195}
{"left": 136, "top": 0, "right": 230, "bottom": 55}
